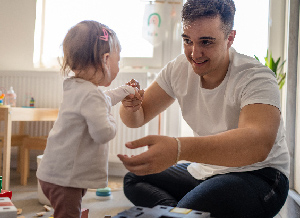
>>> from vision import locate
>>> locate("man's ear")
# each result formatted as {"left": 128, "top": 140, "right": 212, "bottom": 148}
{"left": 227, "top": 30, "right": 236, "bottom": 48}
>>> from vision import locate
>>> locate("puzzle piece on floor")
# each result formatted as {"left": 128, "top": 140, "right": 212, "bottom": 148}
{"left": 0, "top": 197, "right": 17, "bottom": 218}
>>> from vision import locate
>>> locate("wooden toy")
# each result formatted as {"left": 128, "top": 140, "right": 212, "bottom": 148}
{"left": 43, "top": 205, "right": 51, "bottom": 212}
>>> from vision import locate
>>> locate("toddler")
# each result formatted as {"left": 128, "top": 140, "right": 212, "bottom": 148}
{"left": 36, "top": 20, "right": 141, "bottom": 218}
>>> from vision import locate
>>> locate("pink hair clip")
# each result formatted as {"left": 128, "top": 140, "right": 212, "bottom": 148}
{"left": 99, "top": 28, "right": 109, "bottom": 41}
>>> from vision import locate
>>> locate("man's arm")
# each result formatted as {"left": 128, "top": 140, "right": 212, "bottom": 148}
{"left": 118, "top": 103, "right": 281, "bottom": 175}
{"left": 179, "top": 103, "right": 280, "bottom": 166}
{"left": 120, "top": 81, "right": 175, "bottom": 128}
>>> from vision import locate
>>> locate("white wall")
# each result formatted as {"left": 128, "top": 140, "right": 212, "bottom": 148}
{"left": 0, "top": 0, "right": 36, "bottom": 70}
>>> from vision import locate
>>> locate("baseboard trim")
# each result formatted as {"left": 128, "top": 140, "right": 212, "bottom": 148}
{"left": 108, "top": 162, "right": 128, "bottom": 177}
{"left": 289, "top": 189, "right": 300, "bottom": 206}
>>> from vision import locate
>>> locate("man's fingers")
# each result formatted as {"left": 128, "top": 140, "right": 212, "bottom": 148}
{"left": 117, "top": 153, "right": 147, "bottom": 167}
{"left": 139, "top": 89, "right": 145, "bottom": 97}
{"left": 125, "top": 136, "right": 155, "bottom": 149}
{"left": 117, "top": 153, "right": 151, "bottom": 175}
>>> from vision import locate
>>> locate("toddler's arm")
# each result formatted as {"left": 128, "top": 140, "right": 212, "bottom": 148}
{"left": 104, "top": 85, "right": 136, "bottom": 106}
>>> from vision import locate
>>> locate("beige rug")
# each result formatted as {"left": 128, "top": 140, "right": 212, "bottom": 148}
{"left": 88, "top": 181, "right": 123, "bottom": 192}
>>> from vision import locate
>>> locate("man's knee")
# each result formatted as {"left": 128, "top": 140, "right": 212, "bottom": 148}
{"left": 124, "top": 172, "right": 138, "bottom": 186}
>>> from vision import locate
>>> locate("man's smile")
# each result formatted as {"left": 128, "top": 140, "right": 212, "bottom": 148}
{"left": 192, "top": 58, "right": 208, "bottom": 65}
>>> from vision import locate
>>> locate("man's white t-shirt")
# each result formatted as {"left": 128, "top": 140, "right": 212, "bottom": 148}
{"left": 155, "top": 48, "right": 290, "bottom": 180}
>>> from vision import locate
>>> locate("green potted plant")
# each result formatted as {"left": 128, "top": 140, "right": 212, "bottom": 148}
{"left": 255, "top": 50, "right": 286, "bottom": 90}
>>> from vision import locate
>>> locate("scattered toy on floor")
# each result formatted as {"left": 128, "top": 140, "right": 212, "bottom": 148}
{"left": 36, "top": 211, "right": 46, "bottom": 217}
{"left": 81, "top": 208, "right": 89, "bottom": 218}
{"left": 112, "top": 205, "right": 211, "bottom": 218}
{"left": 43, "top": 205, "right": 51, "bottom": 212}
{"left": 96, "top": 187, "right": 112, "bottom": 200}
{"left": 17, "top": 208, "right": 22, "bottom": 215}
{"left": 0, "top": 197, "right": 18, "bottom": 218}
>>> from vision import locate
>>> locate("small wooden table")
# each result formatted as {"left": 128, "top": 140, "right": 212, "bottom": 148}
{"left": 0, "top": 106, "right": 58, "bottom": 190}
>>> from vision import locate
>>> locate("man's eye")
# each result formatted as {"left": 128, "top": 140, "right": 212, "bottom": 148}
{"left": 202, "top": 40, "right": 213, "bottom": 46}
{"left": 183, "top": 38, "right": 192, "bottom": 45}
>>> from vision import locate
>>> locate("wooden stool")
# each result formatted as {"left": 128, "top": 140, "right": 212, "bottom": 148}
{"left": 0, "top": 135, "right": 29, "bottom": 174}
{"left": 20, "top": 136, "right": 48, "bottom": 186}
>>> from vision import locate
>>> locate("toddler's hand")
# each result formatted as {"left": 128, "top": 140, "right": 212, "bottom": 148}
{"left": 123, "top": 79, "right": 144, "bottom": 112}
{"left": 127, "top": 79, "right": 140, "bottom": 90}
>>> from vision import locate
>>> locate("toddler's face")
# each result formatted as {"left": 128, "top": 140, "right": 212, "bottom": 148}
{"left": 105, "top": 50, "right": 120, "bottom": 86}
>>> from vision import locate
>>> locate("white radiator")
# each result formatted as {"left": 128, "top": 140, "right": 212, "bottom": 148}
{"left": 0, "top": 70, "right": 157, "bottom": 165}
{"left": 102, "top": 72, "right": 152, "bottom": 162}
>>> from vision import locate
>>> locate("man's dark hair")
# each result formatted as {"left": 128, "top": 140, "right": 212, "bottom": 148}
{"left": 182, "top": 0, "right": 236, "bottom": 37}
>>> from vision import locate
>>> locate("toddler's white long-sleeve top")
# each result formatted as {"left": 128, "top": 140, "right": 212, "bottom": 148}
{"left": 37, "top": 78, "right": 134, "bottom": 189}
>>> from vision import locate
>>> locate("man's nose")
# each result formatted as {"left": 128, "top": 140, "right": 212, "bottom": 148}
{"left": 191, "top": 45, "right": 204, "bottom": 59}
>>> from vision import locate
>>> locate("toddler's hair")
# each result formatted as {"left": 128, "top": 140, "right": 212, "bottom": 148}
{"left": 60, "top": 20, "right": 120, "bottom": 77}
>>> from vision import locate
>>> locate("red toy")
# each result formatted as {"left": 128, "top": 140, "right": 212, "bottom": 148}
{"left": 81, "top": 208, "right": 89, "bottom": 218}
{"left": 0, "top": 176, "right": 12, "bottom": 199}
{"left": 0, "top": 190, "right": 12, "bottom": 200}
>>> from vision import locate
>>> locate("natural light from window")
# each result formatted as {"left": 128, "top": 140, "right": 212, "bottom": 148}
{"left": 34, "top": 0, "right": 154, "bottom": 68}
{"left": 34, "top": 0, "right": 269, "bottom": 71}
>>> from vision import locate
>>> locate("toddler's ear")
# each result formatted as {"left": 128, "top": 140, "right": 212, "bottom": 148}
{"left": 103, "top": 53, "right": 110, "bottom": 65}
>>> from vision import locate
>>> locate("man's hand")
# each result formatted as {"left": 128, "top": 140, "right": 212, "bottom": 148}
{"left": 117, "top": 135, "right": 178, "bottom": 175}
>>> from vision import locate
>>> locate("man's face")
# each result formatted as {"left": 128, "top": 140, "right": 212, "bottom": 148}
{"left": 182, "top": 16, "right": 235, "bottom": 81}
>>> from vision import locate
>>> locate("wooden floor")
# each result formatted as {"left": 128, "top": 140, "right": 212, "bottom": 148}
{"left": 10, "top": 169, "right": 134, "bottom": 218}
{"left": 8, "top": 168, "right": 284, "bottom": 218}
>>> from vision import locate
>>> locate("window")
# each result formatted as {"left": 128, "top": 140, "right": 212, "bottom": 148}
{"left": 34, "top": 0, "right": 182, "bottom": 69}
{"left": 233, "top": 0, "right": 269, "bottom": 62}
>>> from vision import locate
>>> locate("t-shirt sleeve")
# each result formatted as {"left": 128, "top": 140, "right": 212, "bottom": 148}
{"left": 240, "top": 71, "right": 281, "bottom": 112}
{"left": 155, "top": 61, "right": 176, "bottom": 99}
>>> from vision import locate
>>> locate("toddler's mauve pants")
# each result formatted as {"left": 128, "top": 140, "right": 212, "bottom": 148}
{"left": 39, "top": 179, "right": 87, "bottom": 218}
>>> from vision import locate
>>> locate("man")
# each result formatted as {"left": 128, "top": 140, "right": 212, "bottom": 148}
{"left": 118, "top": 0, "right": 289, "bottom": 217}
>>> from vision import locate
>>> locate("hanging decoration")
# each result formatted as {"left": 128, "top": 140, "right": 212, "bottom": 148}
{"left": 142, "top": 3, "right": 165, "bottom": 46}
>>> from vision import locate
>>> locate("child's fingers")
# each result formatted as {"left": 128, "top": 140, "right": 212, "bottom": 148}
{"left": 128, "top": 79, "right": 140, "bottom": 89}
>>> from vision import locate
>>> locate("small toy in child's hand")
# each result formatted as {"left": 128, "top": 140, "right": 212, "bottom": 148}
{"left": 126, "top": 79, "right": 145, "bottom": 98}
{"left": 127, "top": 79, "right": 140, "bottom": 90}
